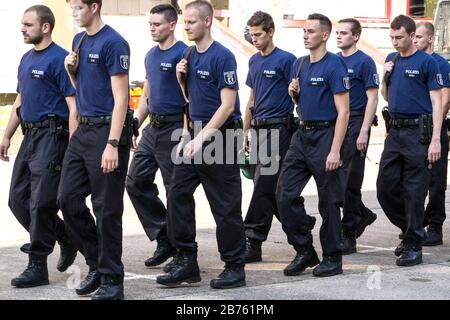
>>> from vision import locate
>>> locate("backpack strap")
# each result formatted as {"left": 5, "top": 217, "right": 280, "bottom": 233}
{"left": 295, "top": 55, "right": 307, "bottom": 79}
{"left": 383, "top": 53, "right": 399, "bottom": 88}
{"left": 180, "top": 45, "right": 196, "bottom": 103}
{"left": 291, "top": 56, "right": 307, "bottom": 104}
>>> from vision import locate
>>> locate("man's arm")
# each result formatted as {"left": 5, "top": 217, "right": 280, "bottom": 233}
{"left": 101, "top": 73, "right": 129, "bottom": 173}
{"left": 64, "top": 52, "right": 78, "bottom": 89}
{"left": 428, "top": 89, "right": 443, "bottom": 163}
{"left": 134, "top": 80, "right": 150, "bottom": 128}
{"left": 183, "top": 87, "right": 237, "bottom": 158}
{"left": 0, "top": 94, "right": 22, "bottom": 162}
{"left": 242, "top": 89, "right": 254, "bottom": 150}
{"left": 357, "top": 88, "right": 378, "bottom": 152}
{"left": 243, "top": 89, "right": 254, "bottom": 133}
{"left": 326, "top": 92, "right": 350, "bottom": 171}
{"left": 442, "top": 87, "right": 450, "bottom": 116}
{"left": 65, "top": 96, "right": 78, "bottom": 139}
{"left": 381, "top": 61, "right": 394, "bottom": 102}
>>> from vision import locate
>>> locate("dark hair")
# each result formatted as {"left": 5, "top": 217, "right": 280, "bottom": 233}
{"left": 338, "top": 18, "right": 362, "bottom": 36}
{"left": 307, "top": 13, "right": 332, "bottom": 32}
{"left": 416, "top": 21, "right": 435, "bottom": 36}
{"left": 247, "top": 11, "right": 275, "bottom": 33}
{"left": 185, "top": 0, "right": 213, "bottom": 19}
{"left": 391, "top": 15, "right": 416, "bottom": 34}
{"left": 66, "top": 0, "right": 102, "bottom": 14}
{"left": 24, "top": 5, "right": 55, "bottom": 32}
{"left": 150, "top": 4, "right": 178, "bottom": 23}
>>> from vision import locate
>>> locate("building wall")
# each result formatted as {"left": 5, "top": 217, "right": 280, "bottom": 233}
{"left": 0, "top": 0, "right": 41, "bottom": 93}
{"left": 102, "top": 0, "right": 171, "bottom": 15}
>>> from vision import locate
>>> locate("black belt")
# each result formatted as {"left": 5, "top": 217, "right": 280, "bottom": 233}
{"left": 149, "top": 113, "right": 184, "bottom": 125}
{"left": 350, "top": 109, "right": 365, "bottom": 117}
{"left": 390, "top": 118, "right": 419, "bottom": 128}
{"left": 299, "top": 120, "right": 335, "bottom": 130}
{"left": 23, "top": 119, "right": 52, "bottom": 129}
{"left": 78, "top": 115, "right": 112, "bottom": 125}
{"left": 23, "top": 117, "right": 67, "bottom": 129}
{"left": 250, "top": 117, "right": 289, "bottom": 128}
{"left": 188, "top": 119, "right": 243, "bottom": 131}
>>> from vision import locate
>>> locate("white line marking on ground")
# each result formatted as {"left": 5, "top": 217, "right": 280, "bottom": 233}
{"left": 124, "top": 272, "right": 159, "bottom": 281}
{"left": 357, "top": 244, "right": 431, "bottom": 255}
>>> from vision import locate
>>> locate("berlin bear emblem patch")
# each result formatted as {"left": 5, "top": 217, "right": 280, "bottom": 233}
{"left": 343, "top": 77, "right": 351, "bottom": 90}
{"left": 120, "top": 55, "right": 130, "bottom": 70}
{"left": 224, "top": 71, "right": 237, "bottom": 85}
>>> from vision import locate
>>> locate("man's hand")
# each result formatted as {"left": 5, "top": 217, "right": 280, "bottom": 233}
{"left": 383, "top": 61, "right": 394, "bottom": 75}
{"left": 356, "top": 129, "right": 369, "bottom": 152}
{"left": 241, "top": 132, "right": 249, "bottom": 153}
{"left": 101, "top": 144, "right": 119, "bottom": 173}
{"left": 183, "top": 135, "right": 203, "bottom": 159}
{"left": 65, "top": 51, "right": 79, "bottom": 74}
{"left": 428, "top": 139, "right": 441, "bottom": 164}
{"left": 131, "top": 135, "right": 138, "bottom": 152}
{"left": 176, "top": 59, "right": 188, "bottom": 82}
{"left": 0, "top": 137, "right": 11, "bottom": 162}
{"left": 326, "top": 150, "right": 341, "bottom": 171}
{"left": 288, "top": 78, "right": 300, "bottom": 100}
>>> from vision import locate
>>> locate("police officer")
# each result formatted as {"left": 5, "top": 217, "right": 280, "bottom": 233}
{"left": 377, "top": 15, "right": 442, "bottom": 267}
{"left": 242, "top": 11, "right": 296, "bottom": 263}
{"left": 60, "top": 0, "right": 130, "bottom": 300}
{"left": 125, "top": 4, "right": 186, "bottom": 268}
{"left": 336, "top": 18, "right": 379, "bottom": 254}
{"left": 0, "top": 5, "right": 77, "bottom": 288}
{"left": 276, "top": 13, "right": 350, "bottom": 277}
{"left": 156, "top": 0, "right": 246, "bottom": 289}
{"left": 414, "top": 21, "right": 450, "bottom": 246}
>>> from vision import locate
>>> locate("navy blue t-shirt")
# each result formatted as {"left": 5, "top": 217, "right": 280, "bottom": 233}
{"left": 338, "top": 50, "right": 379, "bottom": 111}
{"left": 246, "top": 47, "right": 296, "bottom": 119}
{"left": 73, "top": 25, "right": 130, "bottom": 116}
{"left": 145, "top": 41, "right": 187, "bottom": 115}
{"left": 17, "top": 42, "right": 74, "bottom": 122}
{"left": 431, "top": 52, "right": 450, "bottom": 88}
{"left": 293, "top": 52, "right": 349, "bottom": 121}
{"left": 386, "top": 50, "right": 441, "bottom": 117}
{"left": 185, "top": 41, "right": 241, "bottom": 122}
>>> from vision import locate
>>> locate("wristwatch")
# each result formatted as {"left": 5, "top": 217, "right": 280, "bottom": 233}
{"left": 107, "top": 139, "right": 119, "bottom": 148}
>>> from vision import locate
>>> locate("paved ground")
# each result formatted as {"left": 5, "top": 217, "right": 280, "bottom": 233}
{"left": 1, "top": 131, "right": 450, "bottom": 300}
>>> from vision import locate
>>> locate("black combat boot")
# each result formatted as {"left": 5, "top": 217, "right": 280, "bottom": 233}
{"left": 423, "top": 224, "right": 443, "bottom": 246}
{"left": 57, "top": 235, "right": 78, "bottom": 272}
{"left": 11, "top": 256, "right": 49, "bottom": 288}
{"left": 341, "top": 231, "right": 357, "bottom": 255}
{"left": 394, "top": 240, "right": 406, "bottom": 257}
{"left": 91, "top": 275, "right": 124, "bottom": 300}
{"left": 145, "top": 239, "right": 176, "bottom": 267}
{"left": 210, "top": 264, "right": 246, "bottom": 289}
{"left": 163, "top": 256, "right": 178, "bottom": 274}
{"left": 75, "top": 268, "right": 101, "bottom": 296}
{"left": 313, "top": 255, "right": 343, "bottom": 277}
{"left": 355, "top": 208, "right": 377, "bottom": 238}
{"left": 243, "top": 239, "right": 262, "bottom": 263}
{"left": 396, "top": 245, "right": 422, "bottom": 267}
{"left": 156, "top": 250, "right": 201, "bottom": 287}
{"left": 283, "top": 246, "right": 320, "bottom": 276}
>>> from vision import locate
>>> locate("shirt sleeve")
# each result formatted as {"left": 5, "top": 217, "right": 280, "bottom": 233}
{"left": 328, "top": 58, "right": 349, "bottom": 94}
{"left": 425, "top": 57, "right": 443, "bottom": 91}
{"left": 217, "top": 52, "right": 239, "bottom": 90}
{"left": 284, "top": 54, "right": 296, "bottom": 81}
{"left": 54, "top": 56, "right": 75, "bottom": 97}
{"left": 361, "top": 57, "right": 380, "bottom": 89}
{"left": 245, "top": 59, "right": 253, "bottom": 88}
{"left": 440, "top": 59, "right": 450, "bottom": 88}
{"left": 104, "top": 39, "right": 130, "bottom": 76}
